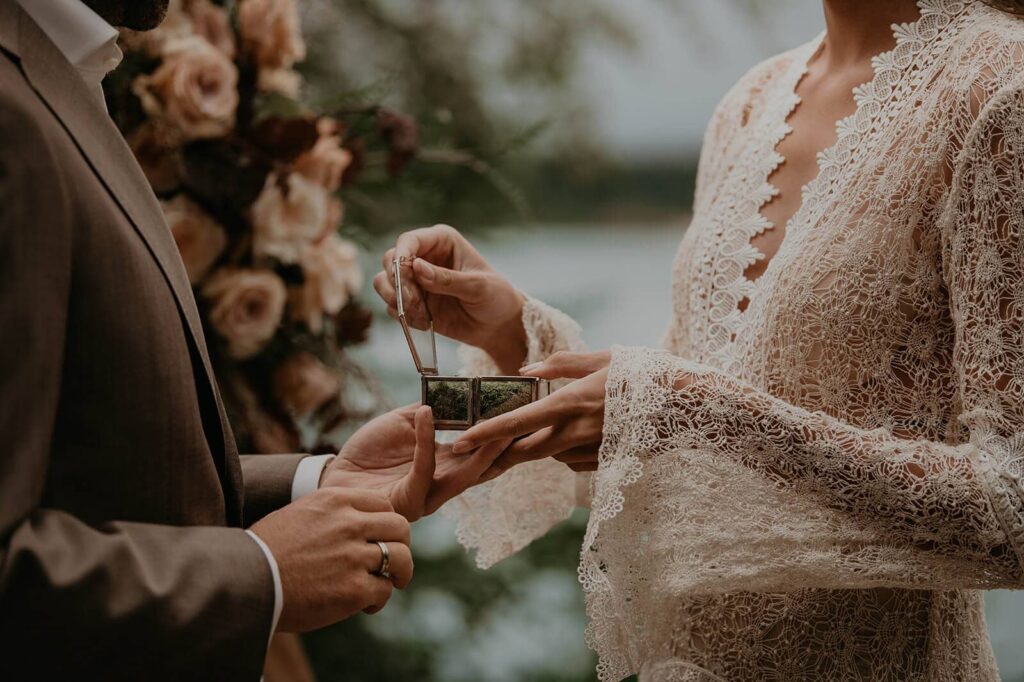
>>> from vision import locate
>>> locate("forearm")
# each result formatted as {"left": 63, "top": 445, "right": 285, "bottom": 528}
{"left": 606, "top": 346, "right": 1024, "bottom": 586}
{"left": 0, "top": 510, "right": 275, "bottom": 680}
{"left": 461, "top": 296, "right": 586, "bottom": 376}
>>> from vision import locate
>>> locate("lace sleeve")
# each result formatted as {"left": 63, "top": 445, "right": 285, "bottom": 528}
{"left": 443, "top": 296, "right": 588, "bottom": 568}
{"left": 584, "top": 87, "right": 1024, "bottom": 616}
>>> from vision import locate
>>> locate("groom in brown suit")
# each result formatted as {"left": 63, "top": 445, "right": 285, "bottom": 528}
{"left": 0, "top": 1, "right": 443, "bottom": 679}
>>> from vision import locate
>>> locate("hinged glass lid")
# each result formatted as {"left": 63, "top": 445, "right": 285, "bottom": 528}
{"left": 393, "top": 258, "right": 439, "bottom": 375}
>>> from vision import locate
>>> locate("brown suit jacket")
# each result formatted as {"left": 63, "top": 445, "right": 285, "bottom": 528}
{"left": 0, "top": 3, "right": 307, "bottom": 679}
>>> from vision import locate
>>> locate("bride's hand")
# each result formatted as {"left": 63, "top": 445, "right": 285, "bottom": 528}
{"left": 452, "top": 351, "right": 612, "bottom": 474}
{"left": 373, "top": 224, "right": 527, "bottom": 374}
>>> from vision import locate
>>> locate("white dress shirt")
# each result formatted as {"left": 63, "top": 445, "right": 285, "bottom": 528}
{"left": 16, "top": 0, "right": 122, "bottom": 108}
{"left": 13, "top": 0, "right": 335, "bottom": 643}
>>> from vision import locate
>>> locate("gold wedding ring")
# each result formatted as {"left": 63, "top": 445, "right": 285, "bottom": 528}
{"left": 373, "top": 540, "right": 391, "bottom": 579}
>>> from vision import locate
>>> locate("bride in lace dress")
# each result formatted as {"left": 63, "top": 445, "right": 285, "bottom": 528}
{"left": 375, "top": 1, "right": 1024, "bottom": 679}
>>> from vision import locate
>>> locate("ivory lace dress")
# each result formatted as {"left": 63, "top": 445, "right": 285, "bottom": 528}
{"left": 449, "top": 2, "right": 1024, "bottom": 679}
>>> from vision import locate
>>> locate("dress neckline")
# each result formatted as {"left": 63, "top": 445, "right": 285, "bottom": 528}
{"left": 722, "top": 0, "right": 971, "bottom": 353}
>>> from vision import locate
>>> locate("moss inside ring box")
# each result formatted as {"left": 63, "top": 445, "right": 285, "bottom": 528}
{"left": 425, "top": 378, "right": 472, "bottom": 423}
{"left": 477, "top": 379, "right": 535, "bottom": 420}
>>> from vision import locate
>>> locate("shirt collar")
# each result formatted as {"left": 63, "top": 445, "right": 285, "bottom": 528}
{"left": 15, "top": 0, "right": 122, "bottom": 86}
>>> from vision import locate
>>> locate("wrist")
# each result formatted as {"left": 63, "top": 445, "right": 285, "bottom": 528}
{"left": 484, "top": 292, "right": 528, "bottom": 374}
{"left": 317, "top": 455, "right": 337, "bottom": 488}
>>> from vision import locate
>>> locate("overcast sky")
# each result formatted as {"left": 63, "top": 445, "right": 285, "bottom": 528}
{"left": 582, "top": 0, "right": 825, "bottom": 159}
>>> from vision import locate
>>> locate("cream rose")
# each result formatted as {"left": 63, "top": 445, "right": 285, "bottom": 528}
{"left": 273, "top": 352, "right": 341, "bottom": 418}
{"left": 202, "top": 269, "right": 287, "bottom": 359}
{"left": 257, "top": 68, "right": 303, "bottom": 98}
{"left": 252, "top": 172, "right": 338, "bottom": 263}
{"left": 161, "top": 195, "right": 228, "bottom": 283}
{"left": 187, "top": 0, "right": 236, "bottom": 59}
{"left": 294, "top": 119, "right": 352, "bottom": 192}
{"left": 237, "top": 0, "right": 306, "bottom": 71}
{"left": 133, "top": 35, "right": 239, "bottom": 141}
{"left": 291, "top": 234, "right": 363, "bottom": 333}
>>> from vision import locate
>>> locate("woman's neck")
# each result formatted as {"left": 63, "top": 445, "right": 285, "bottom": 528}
{"left": 820, "top": 0, "right": 922, "bottom": 67}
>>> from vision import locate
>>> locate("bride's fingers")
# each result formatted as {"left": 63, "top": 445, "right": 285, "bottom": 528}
{"left": 567, "top": 462, "right": 598, "bottom": 472}
{"left": 553, "top": 446, "right": 600, "bottom": 465}
{"left": 490, "top": 426, "right": 561, "bottom": 470}
{"left": 453, "top": 394, "right": 565, "bottom": 454}
{"left": 373, "top": 271, "right": 397, "bottom": 308}
{"left": 520, "top": 351, "right": 611, "bottom": 380}
{"left": 381, "top": 247, "right": 397, "bottom": 272}
{"left": 491, "top": 425, "right": 596, "bottom": 471}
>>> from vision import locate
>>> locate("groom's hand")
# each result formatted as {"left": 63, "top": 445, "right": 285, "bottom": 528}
{"left": 323, "top": 403, "right": 514, "bottom": 520}
{"left": 249, "top": 488, "right": 412, "bottom": 632}
{"left": 322, "top": 405, "right": 437, "bottom": 521}
{"left": 373, "top": 224, "right": 527, "bottom": 374}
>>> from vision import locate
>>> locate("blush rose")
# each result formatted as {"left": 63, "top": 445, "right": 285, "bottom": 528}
{"left": 202, "top": 268, "right": 287, "bottom": 359}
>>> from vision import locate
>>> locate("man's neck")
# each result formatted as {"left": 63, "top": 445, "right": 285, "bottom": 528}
{"left": 820, "top": 0, "right": 922, "bottom": 68}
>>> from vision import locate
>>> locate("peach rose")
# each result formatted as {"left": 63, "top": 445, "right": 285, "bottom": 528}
{"left": 273, "top": 352, "right": 341, "bottom": 418}
{"left": 202, "top": 269, "right": 287, "bottom": 359}
{"left": 291, "top": 234, "right": 363, "bottom": 333}
{"left": 161, "top": 195, "right": 227, "bottom": 283}
{"left": 187, "top": 0, "right": 235, "bottom": 59}
{"left": 133, "top": 35, "right": 238, "bottom": 141}
{"left": 294, "top": 119, "right": 352, "bottom": 192}
{"left": 237, "top": 0, "right": 306, "bottom": 71}
{"left": 257, "top": 68, "right": 303, "bottom": 98}
{"left": 119, "top": 0, "right": 191, "bottom": 56}
{"left": 252, "top": 172, "right": 338, "bottom": 263}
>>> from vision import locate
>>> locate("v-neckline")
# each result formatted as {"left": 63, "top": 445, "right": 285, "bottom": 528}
{"left": 729, "top": 0, "right": 969, "bottom": 332}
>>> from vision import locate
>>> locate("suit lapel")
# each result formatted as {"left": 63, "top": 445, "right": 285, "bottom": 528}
{"left": 2, "top": 2, "right": 244, "bottom": 523}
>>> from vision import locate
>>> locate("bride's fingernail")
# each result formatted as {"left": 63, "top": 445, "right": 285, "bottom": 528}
{"left": 413, "top": 259, "right": 434, "bottom": 282}
{"left": 520, "top": 362, "right": 542, "bottom": 375}
{"left": 452, "top": 440, "right": 473, "bottom": 455}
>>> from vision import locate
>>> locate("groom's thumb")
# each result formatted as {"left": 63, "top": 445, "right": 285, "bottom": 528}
{"left": 412, "top": 258, "right": 482, "bottom": 301}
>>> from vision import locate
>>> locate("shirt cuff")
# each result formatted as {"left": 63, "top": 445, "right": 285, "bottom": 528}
{"left": 245, "top": 529, "right": 283, "bottom": 642}
{"left": 291, "top": 454, "right": 335, "bottom": 501}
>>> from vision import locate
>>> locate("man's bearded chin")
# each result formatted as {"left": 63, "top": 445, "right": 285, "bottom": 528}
{"left": 84, "top": 0, "right": 170, "bottom": 31}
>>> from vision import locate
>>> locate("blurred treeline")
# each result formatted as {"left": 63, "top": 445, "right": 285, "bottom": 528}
{"left": 301, "top": 0, "right": 706, "bottom": 233}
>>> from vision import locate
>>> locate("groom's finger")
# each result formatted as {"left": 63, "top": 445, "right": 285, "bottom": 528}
{"left": 492, "top": 426, "right": 565, "bottom": 470}
{"left": 382, "top": 542, "right": 414, "bottom": 590}
{"left": 409, "top": 406, "right": 436, "bottom": 492}
{"left": 361, "top": 511, "right": 412, "bottom": 545}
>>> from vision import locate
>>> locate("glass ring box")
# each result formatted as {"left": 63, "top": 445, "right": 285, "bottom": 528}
{"left": 393, "top": 259, "right": 550, "bottom": 430}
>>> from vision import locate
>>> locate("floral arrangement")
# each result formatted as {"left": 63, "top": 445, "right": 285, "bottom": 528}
{"left": 106, "top": 0, "right": 419, "bottom": 452}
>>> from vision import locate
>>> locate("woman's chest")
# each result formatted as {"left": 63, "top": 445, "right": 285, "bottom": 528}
{"left": 673, "top": 118, "right": 954, "bottom": 403}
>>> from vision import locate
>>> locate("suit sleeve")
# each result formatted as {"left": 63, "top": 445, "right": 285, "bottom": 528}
{"left": 240, "top": 453, "right": 308, "bottom": 526}
{"left": 0, "top": 91, "right": 276, "bottom": 680}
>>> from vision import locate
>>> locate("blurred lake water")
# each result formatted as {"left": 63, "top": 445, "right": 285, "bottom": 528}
{"left": 352, "top": 223, "right": 1024, "bottom": 682}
